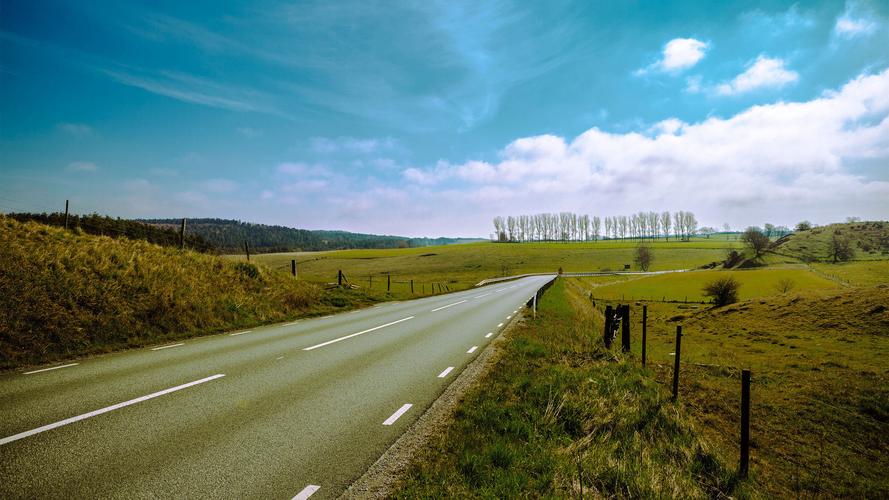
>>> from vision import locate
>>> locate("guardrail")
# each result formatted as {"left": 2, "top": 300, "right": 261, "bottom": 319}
{"left": 475, "top": 269, "right": 690, "bottom": 287}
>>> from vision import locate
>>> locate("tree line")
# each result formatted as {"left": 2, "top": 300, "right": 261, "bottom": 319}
{"left": 492, "top": 211, "right": 705, "bottom": 242}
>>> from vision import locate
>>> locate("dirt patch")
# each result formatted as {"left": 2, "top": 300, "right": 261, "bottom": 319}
{"left": 341, "top": 311, "right": 527, "bottom": 498}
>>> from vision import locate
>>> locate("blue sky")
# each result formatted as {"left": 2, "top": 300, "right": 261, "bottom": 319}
{"left": 1, "top": 0, "right": 888, "bottom": 237}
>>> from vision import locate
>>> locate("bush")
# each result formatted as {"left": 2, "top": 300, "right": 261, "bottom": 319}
{"left": 702, "top": 276, "right": 741, "bottom": 307}
{"left": 634, "top": 244, "right": 654, "bottom": 271}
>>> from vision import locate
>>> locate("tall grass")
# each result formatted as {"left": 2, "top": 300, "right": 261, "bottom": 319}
{"left": 396, "top": 278, "right": 747, "bottom": 498}
{"left": 0, "top": 217, "right": 373, "bottom": 369}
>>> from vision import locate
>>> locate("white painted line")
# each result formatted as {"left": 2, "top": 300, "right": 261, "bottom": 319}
{"left": 23, "top": 363, "right": 79, "bottom": 375}
{"left": 513, "top": 310, "right": 518, "bottom": 314}
{"left": 303, "top": 317, "right": 414, "bottom": 351}
{"left": 467, "top": 346, "right": 478, "bottom": 354}
{"left": 494, "top": 288, "right": 507, "bottom": 293}
{"left": 473, "top": 292, "right": 491, "bottom": 298}
{"left": 485, "top": 332, "right": 493, "bottom": 338}
{"left": 497, "top": 323, "right": 504, "bottom": 328}
{"left": 507, "top": 316, "right": 512, "bottom": 320}
{"left": 0, "top": 374, "right": 225, "bottom": 446}
{"left": 293, "top": 484, "right": 320, "bottom": 500}
{"left": 383, "top": 403, "right": 413, "bottom": 425}
{"left": 229, "top": 330, "right": 252, "bottom": 337}
{"left": 276, "top": 356, "right": 284, "bottom": 360}
{"left": 151, "top": 343, "right": 184, "bottom": 351}
{"left": 437, "top": 367, "right": 454, "bottom": 378}
{"left": 349, "top": 310, "right": 360, "bottom": 314}
{"left": 284, "top": 322, "right": 299, "bottom": 327}
{"left": 431, "top": 300, "right": 467, "bottom": 312}
{"left": 321, "top": 315, "right": 333, "bottom": 319}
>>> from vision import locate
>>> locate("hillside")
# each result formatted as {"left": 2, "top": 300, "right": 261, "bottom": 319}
{"left": 142, "top": 218, "right": 483, "bottom": 253}
{"left": 0, "top": 216, "right": 375, "bottom": 369}
{"left": 773, "top": 220, "right": 889, "bottom": 262}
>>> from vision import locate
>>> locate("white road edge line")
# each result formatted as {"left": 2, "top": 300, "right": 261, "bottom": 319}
{"left": 485, "top": 333, "right": 493, "bottom": 338}
{"left": 430, "top": 300, "right": 467, "bottom": 312}
{"left": 229, "top": 330, "right": 252, "bottom": 336}
{"left": 383, "top": 403, "right": 413, "bottom": 425}
{"left": 497, "top": 323, "right": 504, "bottom": 328}
{"left": 473, "top": 292, "right": 491, "bottom": 298}
{"left": 0, "top": 374, "right": 225, "bottom": 446}
{"left": 292, "top": 484, "right": 320, "bottom": 500}
{"left": 151, "top": 343, "right": 184, "bottom": 351}
{"left": 437, "top": 367, "right": 454, "bottom": 378}
{"left": 23, "top": 363, "right": 79, "bottom": 375}
{"left": 284, "top": 322, "right": 298, "bottom": 327}
{"left": 513, "top": 310, "right": 518, "bottom": 314}
{"left": 467, "top": 346, "right": 478, "bottom": 354}
{"left": 506, "top": 316, "right": 512, "bottom": 320}
{"left": 303, "top": 317, "right": 414, "bottom": 351}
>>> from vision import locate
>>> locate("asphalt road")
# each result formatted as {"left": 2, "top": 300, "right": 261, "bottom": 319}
{"left": 0, "top": 275, "right": 555, "bottom": 499}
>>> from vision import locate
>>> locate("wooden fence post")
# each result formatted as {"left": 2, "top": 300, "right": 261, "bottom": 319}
{"left": 533, "top": 292, "right": 537, "bottom": 318}
{"left": 64, "top": 200, "right": 69, "bottom": 230}
{"left": 387, "top": 274, "right": 391, "bottom": 292}
{"left": 244, "top": 241, "right": 250, "bottom": 261}
{"left": 672, "top": 325, "right": 682, "bottom": 401}
{"left": 740, "top": 369, "right": 751, "bottom": 478}
{"left": 410, "top": 280, "right": 414, "bottom": 294}
{"left": 641, "top": 305, "right": 648, "bottom": 367}
{"left": 180, "top": 218, "right": 187, "bottom": 249}
{"left": 291, "top": 259, "right": 296, "bottom": 277}
{"left": 603, "top": 305, "right": 613, "bottom": 348}
{"left": 338, "top": 270, "right": 343, "bottom": 286}
{"left": 621, "top": 304, "right": 630, "bottom": 353}
{"left": 369, "top": 275, "right": 373, "bottom": 288}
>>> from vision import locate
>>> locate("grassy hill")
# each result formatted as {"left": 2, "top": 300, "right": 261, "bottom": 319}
{"left": 773, "top": 221, "right": 889, "bottom": 262}
{"left": 0, "top": 216, "right": 375, "bottom": 369}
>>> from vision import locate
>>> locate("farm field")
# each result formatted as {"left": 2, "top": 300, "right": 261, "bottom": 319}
{"left": 809, "top": 259, "right": 889, "bottom": 286}
{"left": 242, "top": 238, "right": 740, "bottom": 299}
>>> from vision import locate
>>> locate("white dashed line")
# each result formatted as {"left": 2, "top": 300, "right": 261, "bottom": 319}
{"left": 151, "top": 343, "right": 184, "bottom": 351}
{"left": 485, "top": 332, "right": 493, "bottom": 338}
{"left": 513, "top": 310, "right": 518, "bottom": 314}
{"left": 383, "top": 404, "right": 413, "bottom": 425}
{"left": 292, "top": 484, "right": 320, "bottom": 500}
{"left": 276, "top": 356, "right": 284, "bottom": 360}
{"left": 0, "top": 374, "right": 225, "bottom": 446}
{"left": 23, "top": 363, "right": 79, "bottom": 375}
{"left": 467, "top": 346, "right": 478, "bottom": 353}
{"left": 284, "top": 322, "right": 298, "bottom": 327}
{"left": 229, "top": 330, "right": 252, "bottom": 336}
{"left": 497, "top": 323, "right": 504, "bottom": 328}
{"left": 431, "top": 300, "right": 467, "bottom": 312}
{"left": 506, "top": 316, "right": 511, "bottom": 320}
{"left": 303, "top": 317, "right": 414, "bottom": 351}
{"left": 473, "top": 292, "right": 491, "bottom": 298}
{"left": 437, "top": 367, "right": 455, "bottom": 378}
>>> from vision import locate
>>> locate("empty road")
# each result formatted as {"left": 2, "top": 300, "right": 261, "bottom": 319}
{"left": 0, "top": 275, "right": 555, "bottom": 499}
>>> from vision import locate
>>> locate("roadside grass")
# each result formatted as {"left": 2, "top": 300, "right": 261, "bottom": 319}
{"left": 395, "top": 278, "right": 749, "bottom": 498}
{"left": 580, "top": 268, "right": 839, "bottom": 303}
{"left": 0, "top": 217, "right": 377, "bottom": 369}
{"left": 245, "top": 240, "right": 737, "bottom": 300}
{"left": 576, "top": 281, "right": 889, "bottom": 497}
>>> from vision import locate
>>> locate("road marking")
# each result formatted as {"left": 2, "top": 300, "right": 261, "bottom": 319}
{"left": 485, "top": 332, "right": 493, "bottom": 338}
{"left": 494, "top": 288, "right": 507, "bottom": 293}
{"left": 321, "top": 315, "right": 333, "bottom": 319}
{"left": 431, "top": 300, "right": 467, "bottom": 312}
{"left": 349, "top": 310, "right": 360, "bottom": 314}
{"left": 473, "top": 292, "right": 491, "bottom": 298}
{"left": 467, "top": 346, "right": 478, "bottom": 353}
{"left": 23, "top": 363, "right": 79, "bottom": 375}
{"left": 497, "top": 323, "right": 504, "bottom": 328}
{"left": 0, "top": 374, "right": 225, "bottom": 446}
{"left": 151, "top": 343, "right": 184, "bottom": 351}
{"left": 507, "top": 316, "right": 512, "bottom": 320}
{"left": 438, "top": 367, "right": 454, "bottom": 378}
{"left": 284, "top": 322, "right": 299, "bottom": 327}
{"left": 292, "top": 484, "right": 320, "bottom": 500}
{"left": 303, "top": 317, "right": 414, "bottom": 351}
{"left": 513, "top": 310, "right": 518, "bottom": 314}
{"left": 383, "top": 404, "right": 412, "bottom": 425}
{"left": 229, "top": 330, "right": 252, "bottom": 336}
{"left": 276, "top": 356, "right": 284, "bottom": 360}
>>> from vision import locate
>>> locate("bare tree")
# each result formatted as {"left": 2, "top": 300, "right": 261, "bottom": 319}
{"left": 741, "top": 226, "right": 770, "bottom": 258}
{"left": 829, "top": 231, "right": 854, "bottom": 262}
{"left": 592, "top": 216, "right": 601, "bottom": 241}
{"left": 634, "top": 244, "right": 654, "bottom": 271}
{"left": 661, "top": 211, "right": 671, "bottom": 241}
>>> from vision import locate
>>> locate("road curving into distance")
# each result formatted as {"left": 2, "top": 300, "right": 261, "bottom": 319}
{"left": 0, "top": 275, "right": 555, "bottom": 499}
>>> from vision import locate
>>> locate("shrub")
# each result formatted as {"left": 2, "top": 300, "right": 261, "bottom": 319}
{"left": 634, "top": 244, "right": 654, "bottom": 271}
{"left": 702, "top": 276, "right": 741, "bottom": 307}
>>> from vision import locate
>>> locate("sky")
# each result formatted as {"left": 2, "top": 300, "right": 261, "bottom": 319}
{"left": 1, "top": 0, "right": 888, "bottom": 237}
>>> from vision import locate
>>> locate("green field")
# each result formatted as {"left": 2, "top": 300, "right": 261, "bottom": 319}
{"left": 581, "top": 268, "right": 840, "bottom": 303}
{"left": 809, "top": 260, "right": 889, "bottom": 286}
{"left": 243, "top": 239, "right": 740, "bottom": 299}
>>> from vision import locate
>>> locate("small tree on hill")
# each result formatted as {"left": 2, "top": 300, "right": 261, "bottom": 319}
{"left": 634, "top": 244, "right": 654, "bottom": 271}
{"left": 829, "top": 232, "right": 854, "bottom": 262}
{"left": 703, "top": 276, "right": 741, "bottom": 306}
{"left": 741, "top": 227, "right": 771, "bottom": 259}
{"left": 795, "top": 221, "right": 812, "bottom": 232}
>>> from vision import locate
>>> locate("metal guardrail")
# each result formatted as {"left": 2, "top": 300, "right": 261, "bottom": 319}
{"left": 475, "top": 269, "right": 690, "bottom": 287}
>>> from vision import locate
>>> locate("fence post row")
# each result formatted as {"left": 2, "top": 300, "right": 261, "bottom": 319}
{"left": 740, "top": 369, "right": 751, "bottom": 478}
{"left": 672, "top": 325, "right": 682, "bottom": 401}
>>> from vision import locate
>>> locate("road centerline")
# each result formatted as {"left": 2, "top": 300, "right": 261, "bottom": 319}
{"left": 292, "top": 484, "right": 320, "bottom": 499}
{"left": 302, "top": 317, "right": 414, "bottom": 351}
{"left": 467, "top": 346, "right": 478, "bottom": 354}
{"left": 430, "top": 300, "right": 467, "bottom": 312}
{"left": 437, "top": 367, "right": 454, "bottom": 378}
{"left": 0, "top": 374, "right": 226, "bottom": 446}
{"left": 383, "top": 404, "right": 413, "bottom": 425}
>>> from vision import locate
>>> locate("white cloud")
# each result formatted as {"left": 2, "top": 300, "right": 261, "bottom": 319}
{"left": 236, "top": 127, "right": 262, "bottom": 138}
{"left": 834, "top": 2, "right": 879, "bottom": 38}
{"left": 716, "top": 56, "right": 798, "bottom": 95}
{"left": 200, "top": 178, "right": 238, "bottom": 193}
{"left": 402, "top": 69, "right": 889, "bottom": 230}
{"left": 57, "top": 123, "right": 92, "bottom": 137}
{"left": 310, "top": 136, "right": 396, "bottom": 154}
{"left": 65, "top": 161, "right": 98, "bottom": 172}
{"left": 638, "top": 38, "right": 709, "bottom": 75}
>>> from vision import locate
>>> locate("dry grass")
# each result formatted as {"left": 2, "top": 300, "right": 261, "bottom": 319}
{"left": 0, "top": 217, "right": 375, "bottom": 369}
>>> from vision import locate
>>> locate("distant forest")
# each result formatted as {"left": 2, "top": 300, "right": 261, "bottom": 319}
{"left": 141, "top": 218, "right": 482, "bottom": 253}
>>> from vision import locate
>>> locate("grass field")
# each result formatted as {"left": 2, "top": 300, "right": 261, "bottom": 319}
{"left": 572, "top": 280, "right": 888, "bottom": 497}
{"left": 809, "top": 259, "right": 889, "bottom": 287}
{"left": 396, "top": 278, "right": 749, "bottom": 498}
{"left": 774, "top": 221, "right": 889, "bottom": 262}
{"left": 581, "top": 268, "right": 840, "bottom": 303}
{"left": 243, "top": 238, "right": 740, "bottom": 300}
